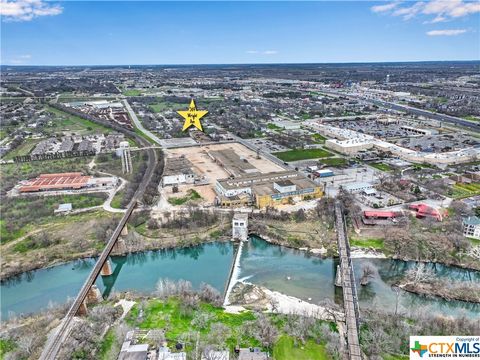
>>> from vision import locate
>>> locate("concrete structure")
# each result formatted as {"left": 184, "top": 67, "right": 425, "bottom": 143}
{"left": 54, "top": 203, "right": 73, "bottom": 214}
{"left": 216, "top": 171, "right": 322, "bottom": 208}
{"left": 202, "top": 350, "right": 229, "bottom": 360}
{"left": 158, "top": 346, "right": 186, "bottom": 360}
{"left": 232, "top": 213, "right": 248, "bottom": 241}
{"left": 117, "top": 141, "right": 133, "bottom": 174}
{"left": 272, "top": 119, "right": 300, "bottom": 130}
{"left": 400, "top": 125, "right": 435, "bottom": 136}
{"left": 463, "top": 216, "right": 480, "bottom": 240}
{"left": 19, "top": 172, "right": 91, "bottom": 193}
{"left": 162, "top": 157, "right": 197, "bottom": 186}
{"left": 238, "top": 348, "right": 268, "bottom": 360}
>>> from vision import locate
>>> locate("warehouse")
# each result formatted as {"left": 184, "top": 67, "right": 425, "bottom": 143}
{"left": 162, "top": 157, "right": 197, "bottom": 187}
{"left": 19, "top": 172, "right": 91, "bottom": 192}
{"left": 216, "top": 171, "right": 323, "bottom": 208}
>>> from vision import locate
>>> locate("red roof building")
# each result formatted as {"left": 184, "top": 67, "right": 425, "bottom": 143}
{"left": 19, "top": 172, "right": 91, "bottom": 193}
{"left": 409, "top": 203, "right": 448, "bottom": 221}
{"left": 364, "top": 211, "right": 399, "bottom": 219}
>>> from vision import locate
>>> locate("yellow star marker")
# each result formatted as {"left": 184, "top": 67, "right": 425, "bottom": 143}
{"left": 178, "top": 99, "right": 208, "bottom": 132}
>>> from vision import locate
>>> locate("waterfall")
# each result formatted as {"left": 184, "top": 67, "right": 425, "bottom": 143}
{"left": 223, "top": 240, "right": 245, "bottom": 306}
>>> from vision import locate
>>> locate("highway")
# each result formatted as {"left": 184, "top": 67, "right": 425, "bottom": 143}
{"left": 40, "top": 106, "right": 158, "bottom": 360}
{"left": 316, "top": 89, "right": 480, "bottom": 131}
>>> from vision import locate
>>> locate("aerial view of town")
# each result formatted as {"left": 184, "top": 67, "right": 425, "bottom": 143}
{"left": 0, "top": 1, "right": 479, "bottom": 359}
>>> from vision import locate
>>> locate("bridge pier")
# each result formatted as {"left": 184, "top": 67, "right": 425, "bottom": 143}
{"left": 335, "top": 265, "right": 342, "bottom": 287}
{"left": 77, "top": 301, "right": 88, "bottom": 316}
{"left": 100, "top": 259, "right": 113, "bottom": 276}
{"left": 113, "top": 237, "right": 127, "bottom": 254}
{"left": 121, "top": 225, "right": 128, "bottom": 236}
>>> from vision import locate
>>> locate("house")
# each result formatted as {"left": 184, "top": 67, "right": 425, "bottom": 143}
{"left": 409, "top": 203, "right": 447, "bottom": 221}
{"left": 463, "top": 216, "right": 480, "bottom": 240}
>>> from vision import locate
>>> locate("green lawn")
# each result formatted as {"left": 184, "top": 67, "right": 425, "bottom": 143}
{"left": 350, "top": 237, "right": 385, "bottom": 249}
{"left": 2, "top": 138, "right": 43, "bottom": 160}
{"left": 150, "top": 101, "right": 184, "bottom": 113}
{"left": 273, "top": 336, "right": 328, "bottom": 360}
{"left": 450, "top": 182, "right": 480, "bottom": 199}
{"left": 126, "top": 299, "right": 260, "bottom": 350}
{"left": 1, "top": 193, "right": 107, "bottom": 243}
{"left": 319, "top": 157, "right": 348, "bottom": 167}
{"left": 311, "top": 133, "right": 326, "bottom": 143}
{"left": 370, "top": 162, "right": 393, "bottom": 172}
{"left": 0, "top": 339, "right": 16, "bottom": 359}
{"left": 123, "top": 89, "right": 142, "bottom": 96}
{"left": 463, "top": 115, "right": 480, "bottom": 122}
{"left": 46, "top": 106, "right": 111, "bottom": 135}
{"left": 267, "top": 123, "right": 283, "bottom": 131}
{"left": 168, "top": 189, "right": 202, "bottom": 206}
{"left": 273, "top": 148, "right": 332, "bottom": 162}
{"left": 98, "top": 329, "right": 116, "bottom": 360}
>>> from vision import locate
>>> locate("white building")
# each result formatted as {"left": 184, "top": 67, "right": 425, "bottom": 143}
{"left": 343, "top": 182, "right": 374, "bottom": 194}
{"left": 463, "top": 216, "right": 480, "bottom": 240}
{"left": 163, "top": 157, "right": 197, "bottom": 187}
{"left": 232, "top": 213, "right": 249, "bottom": 241}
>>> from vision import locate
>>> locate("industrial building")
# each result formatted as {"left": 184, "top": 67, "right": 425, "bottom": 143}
{"left": 18, "top": 172, "right": 116, "bottom": 193}
{"left": 215, "top": 170, "right": 323, "bottom": 208}
{"left": 162, "top": 157, "right": 197, "bottom": 186}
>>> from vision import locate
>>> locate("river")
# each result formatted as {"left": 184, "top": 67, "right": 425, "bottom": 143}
{"left": 1, "top": 237, "right": 479, "bottom": 321}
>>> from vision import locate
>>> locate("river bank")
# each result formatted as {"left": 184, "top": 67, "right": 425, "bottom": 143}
{"left": 398, "top": 281, "right": 480, "bottom": 304}
{"left": 1, "top": 223, "right": 230, "bottom": 282}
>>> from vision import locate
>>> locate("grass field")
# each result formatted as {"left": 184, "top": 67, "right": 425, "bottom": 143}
{"left": 2, "top": 138, "right": 43, "bottom": 160}
{"left": 319, "top": 157, "right": 348, "bottom": 167}
{"left": 350, "top": 237, "right": 385, "bottom": 249}
{"left": 1, "top": 193, "right": 107, "bottom": 243}
{"left": 267, "top": 123, "right": 283, "bottom": 131}
{"left": 98, "top": 329, "right": 116, "bottom": 360}
{"left": 311, "top": 133, "right": 326, "bottom": 143}
{"left": 273, "top": 148, "right": 332, "bottom": 162}
{"left": 124, "top": 298, "right": 334, "bottom": 358}
{"left": 149, "top": 101, "right": 184, "bottom": 113}
{"left": 450, "top": 182, "right": 480, "bottom": 199}
{"left": 370, "top": 162, "right": 393, "bottom": 172}
{"left": 46, "top": 106, "right": 110, "bottom": 135}
{"left": 123, "top": 89, "right": 142, "bottom": 96}
{"left": 0, "top": 339, "right": 16, "bottom": 359}
{"left": 168, "top": 189, "right": 202, "bottom": 205}
{"left": 273, "top": 336, "right": 328, "bottom": 360}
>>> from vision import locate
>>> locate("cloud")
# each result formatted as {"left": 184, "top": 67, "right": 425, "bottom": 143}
{"left": 246, "top": 50, "right": 278, "bottom": 55}
{"left": 371, "top": 0, "right": 480, "bottom": 21}
{"left": 1, "top": 0, "right": 63, "bottom": 21}
{"left": 8, "top": 54, "right": 32, "bottom": 64}
{"left": 426, "top": 29, "right": 467, "bottom": 36}
{"left": 371, "top": 2, "right": 401, "bottom": 13}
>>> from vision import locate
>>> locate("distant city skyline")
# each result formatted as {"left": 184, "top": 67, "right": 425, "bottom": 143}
{"left": 1, "top": 0, "right": 479, "bottom": 66}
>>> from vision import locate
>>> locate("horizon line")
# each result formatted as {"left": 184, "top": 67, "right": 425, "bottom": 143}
{"left": 1, "top": 59, "right": 480, "bottom": 67}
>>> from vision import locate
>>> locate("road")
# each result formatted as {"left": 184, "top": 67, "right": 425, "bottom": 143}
{"left": 316, "top": 88, "right": 480, "bottom": 131}
{"left": 122, "top": 99, "right": 167, "bottom": 147}
{"left": 40, "top": 106, "right": 158, "bottom": 360}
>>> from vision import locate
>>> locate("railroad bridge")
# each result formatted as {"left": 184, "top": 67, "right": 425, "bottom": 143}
{"left": 334, "top": 201, "right": 363, "bottom": 360}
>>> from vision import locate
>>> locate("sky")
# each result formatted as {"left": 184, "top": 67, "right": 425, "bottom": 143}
{"left": 1, "top": 0, "right": 479, "bottom": 65}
